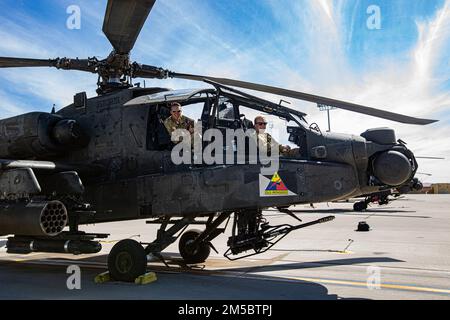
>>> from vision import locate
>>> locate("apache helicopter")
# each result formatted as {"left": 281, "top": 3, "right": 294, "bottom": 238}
{"left": 0, "top": 0, "right": 438, "bottom": 282}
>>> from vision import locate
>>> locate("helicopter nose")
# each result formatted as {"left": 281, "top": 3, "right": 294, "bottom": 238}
{"left": 372, "top": 150, "right": 413, "bottom": 186}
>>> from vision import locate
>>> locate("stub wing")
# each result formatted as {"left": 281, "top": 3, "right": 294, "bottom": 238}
{"left": 0, "top": 160, "right": 85, "bottom": 197}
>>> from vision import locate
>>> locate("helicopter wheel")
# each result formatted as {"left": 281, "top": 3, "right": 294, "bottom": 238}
{"left": 353, "top": 201, "right": 368, "bottom": 212}
{"left": 179, "top": 229, "right": 211, "bottom": 264}
{"left": 108, "top": 239, "right": 147, "bottom": 282}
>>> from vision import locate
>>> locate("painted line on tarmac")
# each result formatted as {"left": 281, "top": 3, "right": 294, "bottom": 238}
{"left": 3, "top": 258, "right": 450, "bottom": 296}
{"left": 278, "top": 275, "right": 450, "bottom": 295}
{"left": 206, "top": 271, "right": 450, "bottom": 296}
{"left": 184, "top": 269, "right": 450, "bottom": 296}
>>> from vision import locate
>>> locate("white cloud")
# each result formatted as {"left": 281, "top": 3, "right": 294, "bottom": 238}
{"left": 0, "top": 89, "right": 28, "bottom": 119}
{"left": 2, "top": 68, "right": 97, "bottom": 109}
{"left": 299, "top": 1, "right": 450, "bottom": 182}
{"left": 0, "top": 29, "right": 52, "bottom": 57}
{"left": 414, "top": 0, "right": 450, "bottom": 82}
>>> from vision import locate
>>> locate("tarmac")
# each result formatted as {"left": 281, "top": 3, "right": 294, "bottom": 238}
{"left": 0, "top": 194, "right": 449, "bottom": 300}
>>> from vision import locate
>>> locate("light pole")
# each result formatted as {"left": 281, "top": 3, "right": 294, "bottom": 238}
{"left": 318, "top": 104, "right": 336, "bottom": 132}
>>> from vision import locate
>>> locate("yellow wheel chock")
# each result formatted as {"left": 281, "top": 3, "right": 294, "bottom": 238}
{"left": 94, "top": 271, "right": 157, "bottom": 285}
{"left": 94, "top": 271, "right": 111, "bottom": 284}
{"left": 134, "top": 272, "right": 157, "bottom": 285}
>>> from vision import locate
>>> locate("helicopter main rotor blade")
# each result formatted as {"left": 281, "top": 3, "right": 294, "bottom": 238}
{"left": 416, "top": 172, "right": 433, "bottom": 176}
{"left": 103, "top": 0, "right": 156, "bottom": 55}
{"left": 416, "top": 156, "right": 445, "bottom": 160}
{"left": 167, "top": 72, "right": 438, "bottom": 126}
{"left": 0, "top": 56, "right": 96, "bottom": 73}
{"left": 0, "top": 57, "right": 55, "bottom": 68}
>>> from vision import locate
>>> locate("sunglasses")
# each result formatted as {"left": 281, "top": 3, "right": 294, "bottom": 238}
{"left": 256, "top": 122, "right": 268, "bottom": 126}
{"left": 172, "top": 110, "right": 182, "bottom": 113}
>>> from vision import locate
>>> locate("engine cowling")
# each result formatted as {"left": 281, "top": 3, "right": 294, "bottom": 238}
{"left": 361, "top": 128, "right": 396, "bottom": 145}
{"left": 0, "top": 112, "right": 89, "bottom": 158}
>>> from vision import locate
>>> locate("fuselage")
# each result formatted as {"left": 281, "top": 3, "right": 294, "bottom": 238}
{"left": 0, "top": 87, "right": 417, "bottom": 225}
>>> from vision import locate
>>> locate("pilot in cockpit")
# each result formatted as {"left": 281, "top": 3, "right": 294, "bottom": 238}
{"left": 254, "top": 115, "right": 299, "bottom": 157}
{"left": 164, "top": 102, "right": 195, "bottom": 144}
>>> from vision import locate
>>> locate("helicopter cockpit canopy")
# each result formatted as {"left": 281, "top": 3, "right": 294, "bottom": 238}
{"left": 136, "top": 81, "right": 311, "bottom": 158}
{"left": 125, "top": 88, "right": 215, "bottom": 106}
{"left": 125, "top": 82, "right": 307, "bottom": 126}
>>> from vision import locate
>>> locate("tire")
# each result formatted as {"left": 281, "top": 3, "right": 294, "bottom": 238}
{"left": 108, "top": 239, "right": 147, "bottom": 282}
{"left": 353, "top": 201, "right": 367, "bottom": 212}
{"left": 179, "top": 229, "right": 211, "bottom": 264}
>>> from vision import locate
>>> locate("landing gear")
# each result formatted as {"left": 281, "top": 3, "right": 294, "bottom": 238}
{"left": 143, "top": 213, "right": 231, "bottom": 265}
{"left": 378, "top": 196, "right": 390, "bottom": 206}
{"left": 353, "top": 193, "right": 393, "bottom": 211}
{"left": 179, "top": 229, "right": 211, "bottom": 264}
{"left": 105, "top": 209, "right": 336, "bottom": 280}
{"left": 107, "top": 239, "right": 147, "bottom": 282}
{"left": 224, "top": 208, "right": 335, "bottom": 260}
{"left": 353, "top": 201, "right": 368, "bottom": 212}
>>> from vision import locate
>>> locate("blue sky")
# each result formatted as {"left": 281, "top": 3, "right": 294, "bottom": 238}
{"left": 0, "top": 0, "right": 449, "bottom": 182}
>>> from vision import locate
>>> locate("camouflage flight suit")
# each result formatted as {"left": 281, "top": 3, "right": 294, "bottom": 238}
{"left": 256, "top": 132, "right": 281, "bottom": 156}
{"left": 164, "top": 115, "right": 195, "bottom": 144}
{"left": 256, "top": 132, "right": 298, "bottom": 157}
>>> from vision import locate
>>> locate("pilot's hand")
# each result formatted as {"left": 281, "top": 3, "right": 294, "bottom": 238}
{"left": 280, "top": 145, "right": 291, "bottom": 154}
